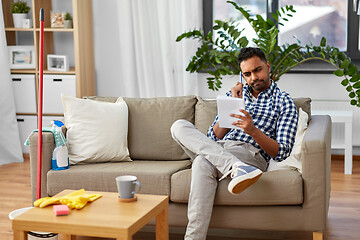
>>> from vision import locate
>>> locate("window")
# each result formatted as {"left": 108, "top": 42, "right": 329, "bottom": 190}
{"left": 204, "top": 0, "right": 360, "bottom": 70}
{"left": 213, "top": 0, "right": 267, "bottom": 47}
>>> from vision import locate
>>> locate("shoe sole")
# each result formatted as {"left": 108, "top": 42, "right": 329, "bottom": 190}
{"left": 228, "top": 169, "right": 263, "bottom": 194}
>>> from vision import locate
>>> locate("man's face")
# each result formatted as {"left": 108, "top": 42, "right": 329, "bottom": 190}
{"left": 240, "top": 56, "right": 271, "bottom": 95}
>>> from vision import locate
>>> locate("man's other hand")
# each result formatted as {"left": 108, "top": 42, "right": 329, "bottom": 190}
{"left": 231, "top": 82, "right": 243, "bottom": 98}
{"left": 230, "top": 109, "right": 255, "bottom": 135}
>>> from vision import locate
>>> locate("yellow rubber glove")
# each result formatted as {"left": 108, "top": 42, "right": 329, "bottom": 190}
{"left": 87, "top": 194, "right": 102, "bottom": 202}
{"left": 34, "top": 189, "right": 102, "bottom": 209}
{"left": 33, "top": 197, "right": 51, "bottom": 207}
{"left": 60, "top": 194, "right": 102, "bottom": 209}
{"left": 63, "top": 189, "right": 86, "bottom": 197}
{"left": 34, "top": 197, "right": 61, "bottom": 208}
{"left": 60, "top": 195, "right": 89, "bottom": 209}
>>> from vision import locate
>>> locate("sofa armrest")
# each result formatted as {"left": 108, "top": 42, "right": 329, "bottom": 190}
{"left": 29, "top": 131, "right": 56, "bottom": 203}
{"left": 301, "top": 115, "right": 331, "bottom": 230}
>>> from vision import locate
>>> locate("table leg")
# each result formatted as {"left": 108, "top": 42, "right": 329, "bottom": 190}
{"left": 13, "top": 230, "right": 27, "bottom": 240}
{"left": 156, "top": 206, "right": 169, "bottom": 240}
{"left": 62, "top": 234, "right": 76, "bottom": 240}
{"left": 116, "top": 236, "right": 132, "bottom": 240}
{"left": 344, "top": 121, "right": 353, "bottom": 175}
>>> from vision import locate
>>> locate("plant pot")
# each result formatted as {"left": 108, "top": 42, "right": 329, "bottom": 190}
{"left": 64, "top": 20, "right": 73, "bottom": 29}
{"left": 9, "top": 207, "right": 58, "bottom": 240}
{"left": 12, "top": 13, "right": 27, "bottom": 28}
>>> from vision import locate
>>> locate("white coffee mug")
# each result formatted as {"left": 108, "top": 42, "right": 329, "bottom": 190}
{"left": 115, "top": 175, "right": 141, "bottom": 199}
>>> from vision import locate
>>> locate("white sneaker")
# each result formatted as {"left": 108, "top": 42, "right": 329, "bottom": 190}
{"left": 220, "top": 163, "right": 263, "bottom": 194}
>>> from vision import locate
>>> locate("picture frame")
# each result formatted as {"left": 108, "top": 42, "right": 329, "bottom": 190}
{"left": 47, "top": 54, "right": 69, "bottom": 72}
{"left": 8, "top": 46, "right": 36, "bottom": 69}
{"left": 50, "top": 12, "right": 65, "bottom": 28}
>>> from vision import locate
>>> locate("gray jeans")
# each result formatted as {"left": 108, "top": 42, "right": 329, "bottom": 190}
{"left": 170, "top": 119, "right": 267, "bottom": 240}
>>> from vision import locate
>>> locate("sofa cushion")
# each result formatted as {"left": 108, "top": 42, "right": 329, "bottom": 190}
{"left": 123, "top": 96, "right": 197, "bottom": 160}
{"left": 170, "top": 169, "right": 303, "bottom": 205}
{"left": 194, "top": 97, "right": 217, "bottom": 135}
{"left": 293, "top": 97, "right": 311, "bottom": 120}
{"left": 62, "top": 95, "right": 131, "bottom": 164}
{"left": 268, "top": 108, "right": 309, "bottom": 173}
{"left": 194, "top": 96, "right": 311, "bottom": 135}
{"left": 47, "top": 160, "right": 191, "bottom": 197}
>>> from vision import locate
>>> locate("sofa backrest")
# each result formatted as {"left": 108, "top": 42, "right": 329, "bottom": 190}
{"left": 84, "top": 95, "right": 311, "bottom": 161}
{"left": 123, "top": 96, "right": 197, "bottom": 160}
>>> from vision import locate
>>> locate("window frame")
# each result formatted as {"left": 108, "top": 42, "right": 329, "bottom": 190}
{"left": 203, "top": 0, "right": 360, "bottom": 73}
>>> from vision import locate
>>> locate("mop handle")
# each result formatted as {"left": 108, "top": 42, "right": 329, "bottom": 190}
{"left": 37, "top": 8, "right": 44, "bottom": 200}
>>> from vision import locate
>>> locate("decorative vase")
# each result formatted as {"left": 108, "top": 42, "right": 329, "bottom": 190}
{"left": 64, "top": 20, "right": 73, "bottom": 29}
{"left": 12, "top": 13, "right": 27, "bottom": 28}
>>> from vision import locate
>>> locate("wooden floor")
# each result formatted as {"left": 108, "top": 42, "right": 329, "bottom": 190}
{"left": 1, "top": 157, "right": 359, "bottom": 240}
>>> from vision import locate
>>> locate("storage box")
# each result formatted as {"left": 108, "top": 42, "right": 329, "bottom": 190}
{"left": 43, "top": 75, "right": 76, "bottom": 114}
{"left": 11, "top": 74, "right": 37, "bottom": 113}
{"left": 17, "top": 115, "right": 37, "bottom": 153}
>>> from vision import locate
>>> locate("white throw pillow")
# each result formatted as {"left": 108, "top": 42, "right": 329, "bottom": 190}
{"left": 61, "top": 94, "right": 131, "bottom": 164}
{"left": 267, "top": 108, "right": 308, "bottom": 173}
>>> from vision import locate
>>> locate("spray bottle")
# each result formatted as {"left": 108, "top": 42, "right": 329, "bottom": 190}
{"left": 51, "top": 120, "right": 69, "bottom": 171}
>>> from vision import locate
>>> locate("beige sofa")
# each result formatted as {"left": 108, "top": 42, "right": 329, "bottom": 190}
{"left": 29, "top": 95, "right": 331, "bottom": 239}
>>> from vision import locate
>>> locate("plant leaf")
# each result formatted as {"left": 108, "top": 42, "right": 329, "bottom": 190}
{"left": 350, "top": 74, "right": 360, "bottom": 82}
{"left": 341, "top": 79, "right": 348, "bottom": 86}
{"left": 353, "top": 81, "right": 360, "bottom": 89}
{"left": 320, "top": 37, "right": 326, "bottom": 47}
{"left": 340, "top": 59, "right": 349, "bottom": 69}
{"left": 333, "top": 69, "right": 344, "bottom": 77}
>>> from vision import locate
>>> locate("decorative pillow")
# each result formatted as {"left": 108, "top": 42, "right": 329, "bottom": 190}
{"left": 194, "top": 97, "right": 217, "bottom": 135}
{"left": 293, "top": 97, "right": 311, "bottom": 123}
{"left": 267, "top": 108, "right": 308, "bottom": 173}
{"left": 61, "top": 94, "right": 131, "bottom": 164}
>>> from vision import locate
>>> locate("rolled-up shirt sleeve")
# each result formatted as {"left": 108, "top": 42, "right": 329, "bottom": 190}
{"left": 207, "top": 115, "right": 221, "bottom": 141}
{"left": 273, "top": 95, "right": 298, "bottom": 162}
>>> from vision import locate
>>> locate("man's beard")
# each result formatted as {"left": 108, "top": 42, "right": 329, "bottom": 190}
{"left": 250, "top": 79, "right": 270, "bottom": 92}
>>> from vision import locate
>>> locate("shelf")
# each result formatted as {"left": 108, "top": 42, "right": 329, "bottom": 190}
{"left": 3, "top": 0, "right": 95, "bottom": 114}
{"left": 10, "top": 68, "right": 76, "bottom": 75}
{"left": 41, "top": 28, "right": 74, "bottom": 32}
{"left": 10, "top": 69, "right": 37, "bottom": 74}
{"left": 16, "top": 113, "right": 64, "bottom": 117}
{"left": 43, "top": 113, "right": 64, "bottom": 117}
{"left": 5, "top": 27, "right": 74, "bottom": 32}
{"left": 16, "top": 112, "right": 37, "bottom": 116}
{"left": 44, "top": 67, "right": 76, "bottom": 75}
{"left": 5, "top": 28, "right": 34, "bottom": 32}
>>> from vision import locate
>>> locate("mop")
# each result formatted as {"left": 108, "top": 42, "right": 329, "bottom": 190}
{"left": 37, "top": 8, "right": 44, "bottom": 200}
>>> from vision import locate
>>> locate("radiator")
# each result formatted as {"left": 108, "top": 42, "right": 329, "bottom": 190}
{"left": 311, "top": 100, "right": 359, "bottom": 147}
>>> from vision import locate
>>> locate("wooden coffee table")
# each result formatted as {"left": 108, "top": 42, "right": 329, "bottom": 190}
{"left": 12, "top": 190, "right": 169, "bottom": 240}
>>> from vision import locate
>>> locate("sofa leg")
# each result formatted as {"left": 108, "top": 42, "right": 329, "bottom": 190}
{"left": 313, "top": 232, "right": 323, "bottom": 240}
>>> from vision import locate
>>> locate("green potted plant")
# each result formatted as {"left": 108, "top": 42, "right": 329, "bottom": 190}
{"left": 176, "top": 1, "right": 360, "bottom": 107}
{"left": 11, "top": 0, "right": 31, "bottom": 28}
{"left": 64, "top": 12, "right": 73, "bottom": 29}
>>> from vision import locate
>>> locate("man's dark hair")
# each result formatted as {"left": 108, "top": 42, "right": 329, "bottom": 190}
{"left": 237, "top": 47, "right": 267, "bottom": 66}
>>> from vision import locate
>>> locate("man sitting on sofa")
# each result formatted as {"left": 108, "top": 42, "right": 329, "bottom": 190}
{"left": 171, "top": 47, "right": 298, "bottom": 239}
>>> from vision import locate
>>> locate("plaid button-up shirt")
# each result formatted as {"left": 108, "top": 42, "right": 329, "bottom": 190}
{"left": 207, "top": 81, "right": 298, "bottom": 162}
